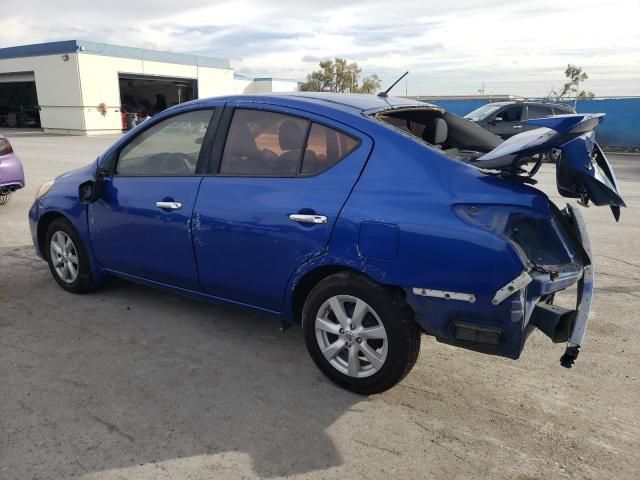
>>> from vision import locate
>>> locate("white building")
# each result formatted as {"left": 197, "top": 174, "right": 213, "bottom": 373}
{"left": 0, "top": 40, "right": 298, "bottom": 135}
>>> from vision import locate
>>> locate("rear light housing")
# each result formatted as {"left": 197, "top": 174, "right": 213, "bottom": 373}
{"left": 453, "top": 203, "right": 579, "bottom": 268}
{"left": 0, "top": 138, "right": 13, "bottom": 156}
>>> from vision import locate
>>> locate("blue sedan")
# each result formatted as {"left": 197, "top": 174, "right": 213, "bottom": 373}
{"left": 29, "top": 93, "right": 625, "bottom": 394}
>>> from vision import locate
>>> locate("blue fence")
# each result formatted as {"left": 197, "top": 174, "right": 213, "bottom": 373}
{"left": 422, "top": 97, "right": 640, "bottom": 147}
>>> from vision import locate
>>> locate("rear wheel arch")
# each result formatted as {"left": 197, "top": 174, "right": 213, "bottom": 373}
{"left": 290, "top": 265, "right": 410, "bottom": 324}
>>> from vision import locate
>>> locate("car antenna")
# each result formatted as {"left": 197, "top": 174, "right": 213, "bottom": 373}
{"left": 378, "top": 71, "right": 409, "bottom": 98}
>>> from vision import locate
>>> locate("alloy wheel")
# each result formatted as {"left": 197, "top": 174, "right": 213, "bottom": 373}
{"left": 315, "top": 295, "right": 388, "bottom": 378}
{"left": 50, "top": 231, "right": 79, "bottom": 284}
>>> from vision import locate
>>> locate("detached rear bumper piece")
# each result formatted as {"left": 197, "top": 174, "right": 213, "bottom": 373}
{"left": 559, "top": 205, "right": 594, "bottom": 367}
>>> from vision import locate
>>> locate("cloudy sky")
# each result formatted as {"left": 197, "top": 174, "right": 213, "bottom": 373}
{"left": 2, "top": 0, "right": 640, "bottom": 96}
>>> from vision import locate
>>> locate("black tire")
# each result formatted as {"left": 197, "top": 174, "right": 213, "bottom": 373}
{"left": 45, "top": 218, "right": 99, "bottom": 293}
{"left": 302, "top": 272, "right": 421, "bottom": 395}
{"left": 0, "top": 193, "right": 11, "bottom": 205}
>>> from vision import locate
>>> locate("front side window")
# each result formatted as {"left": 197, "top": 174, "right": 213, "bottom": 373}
{"left": 220, "top": 110, "right": 309, "bottom": 176}
{"left": 117, "top": 109, "right": 213, "bottom": 176}
{"left": 497, "top": 106, "right": 523, "bottom": 122}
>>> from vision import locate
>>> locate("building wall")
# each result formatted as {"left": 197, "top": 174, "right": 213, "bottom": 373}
{"left": 77, "top": 53, "right": 234, "bottom": 134}
{"left": 0, "top": 53, "right": 85, "bottom": 132}
{"left": 270, "top": 79, "right": 299, "bottom": 92}
{"left": 196, "top": 67, "right": 235, "bottom": 98}
{"left": 1, "top": 48, "right": 295, "bottom": 134}
{"left": 236, "top": 78, "right": 299, "bottom": 94}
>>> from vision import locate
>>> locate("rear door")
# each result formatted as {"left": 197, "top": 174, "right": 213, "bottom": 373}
{"left": 89, "top": 107, "right": 219, "bottom": 290}
{"left": 192, "top": 103, "right": 372, "bottom": 312}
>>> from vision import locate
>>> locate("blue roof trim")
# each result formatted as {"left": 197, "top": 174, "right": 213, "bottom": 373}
{"left": 0, "top": 41, "right": 79, "bottom": 59}
{"left": 253, "top": 77, "right": 299, "bottom": 82}
{"left": 0, "top": 40, "right": 230, "bottom": 69}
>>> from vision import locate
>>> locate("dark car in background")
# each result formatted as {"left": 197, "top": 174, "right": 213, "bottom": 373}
{"left": 465, "top": 101, "right": 575, "bottom": 139}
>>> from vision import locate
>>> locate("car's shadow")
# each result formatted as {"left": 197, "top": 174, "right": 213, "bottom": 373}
{"left": 1, "top": 255, "right": 361, "bottom": 478}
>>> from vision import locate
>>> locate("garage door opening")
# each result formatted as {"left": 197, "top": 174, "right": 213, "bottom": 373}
{"left": 119, "top": 74, "right": 197, "bottom": 130}
{"left": 0, "top": 73, "right": 40, "bottom": 128}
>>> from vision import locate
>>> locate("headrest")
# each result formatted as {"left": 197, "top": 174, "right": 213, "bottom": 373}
{"left": 279, "top": 120, "right": 304, "bottom": 151}
{"left": 230, "top": 123, "right": 258, "bottom": 157}
{"left": 422, "top": 117, "right": 448, "bottom": 145}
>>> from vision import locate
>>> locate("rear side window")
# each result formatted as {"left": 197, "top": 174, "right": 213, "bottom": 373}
{"left": 302, "top": 123, "right": 359, "bottom": 175}
{"left": 219, "top": 109, "right": 359, "bottom": 176}
{"left": 527, "top": 105, "right": 553, "bottom": 119}
{"left": 220, "top": 110, "right": 309, "bottom": 176}
{"left": 552, "top": 107, "right": 572, "bottom": 115}
{"left": 117, "top": 109, "right": 213, "bottom": 176}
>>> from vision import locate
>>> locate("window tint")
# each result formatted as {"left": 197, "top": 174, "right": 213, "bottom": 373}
{"left": 527, "top": 105, "right": 553, "bottom": 119}
{"left": 301, "top": 123, "right": 359, "bottom": 175}
{"left": 117, "top": 109, "right": 213, "bottom": 176}
{"left": 497, "top": 106, "right": 523, "bottom": 122}
{"left": 220, "top": 110, "right": 309, "bottom": 176}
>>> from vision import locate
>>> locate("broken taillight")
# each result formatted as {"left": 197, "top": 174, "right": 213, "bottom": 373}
{"left": 453, "top": 204, "right": 578, "bottom": 268}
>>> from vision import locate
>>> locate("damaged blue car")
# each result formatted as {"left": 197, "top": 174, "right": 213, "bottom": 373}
{"left": 29, "top": 93, "right": 625, "bottom": 394}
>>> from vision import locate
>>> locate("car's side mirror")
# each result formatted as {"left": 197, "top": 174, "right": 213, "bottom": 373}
{"left": 79, "top": 167, "right": 108, "bottom": 203}
{"left": 489, "top": 116, "right": 503, "bottom": 126}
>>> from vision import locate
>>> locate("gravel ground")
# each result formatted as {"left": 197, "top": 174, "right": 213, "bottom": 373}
{"left": 1, "top": 131, "right": 638, "bottom": 479}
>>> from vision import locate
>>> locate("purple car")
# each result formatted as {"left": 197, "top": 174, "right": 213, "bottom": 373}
{"left": 0, "top": 135, "right": 25, "bottom": 204}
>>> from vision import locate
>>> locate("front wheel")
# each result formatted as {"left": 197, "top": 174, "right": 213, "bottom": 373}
{"left": 45, "top": 218, "right": 99, "bottom": 293}
{"left": 302, "top": 272, "right": 421, "bottom": 395}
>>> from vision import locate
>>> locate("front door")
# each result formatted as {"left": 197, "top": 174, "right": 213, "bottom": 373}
{"left": 489, "top": 105, "right": 524, "bottom": 139}
{"left": 192, "top": 104, "right": 372, "bottom": 312}
{"left": 89, "top": 108, "right": 217, "bottom": 290}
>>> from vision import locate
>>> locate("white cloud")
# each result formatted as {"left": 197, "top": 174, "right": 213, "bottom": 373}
{"left": 1, "top": 0, "right": 639, "bottom": 96}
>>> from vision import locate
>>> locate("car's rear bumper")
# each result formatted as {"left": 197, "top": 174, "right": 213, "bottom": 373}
{"left": 405, "top": 204, "right": 593, "bottom": 365}
{"left": 0, "top": 152, "right": 25, "bottom": 190}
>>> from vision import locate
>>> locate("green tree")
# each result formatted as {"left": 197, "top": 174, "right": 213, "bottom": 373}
{"left": 300, "top": 58, "right": 381, "bottom": 94}
{"left": 547, "top": 64, "right": 595, "bottom": 105}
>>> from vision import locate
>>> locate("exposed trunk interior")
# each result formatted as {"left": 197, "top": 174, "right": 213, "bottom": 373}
{"left": 375, "top": 108, "right": 502, "bottom": 163}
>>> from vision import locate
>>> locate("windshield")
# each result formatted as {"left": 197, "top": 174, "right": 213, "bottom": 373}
{"left": 465, "top": 104, "right": 503, "bottom": 121}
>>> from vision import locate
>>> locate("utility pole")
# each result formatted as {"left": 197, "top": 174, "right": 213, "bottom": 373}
{"left": 478, "top": 81, "right": 486, "bottom": 96}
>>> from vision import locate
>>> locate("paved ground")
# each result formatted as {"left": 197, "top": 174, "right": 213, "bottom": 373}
{"left": 1, "top": 131, "right": 639, "bottom": 479}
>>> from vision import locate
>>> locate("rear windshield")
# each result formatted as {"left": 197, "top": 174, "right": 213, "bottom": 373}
{"left": 374, "top": 107, "right": 501, "bottom": 163}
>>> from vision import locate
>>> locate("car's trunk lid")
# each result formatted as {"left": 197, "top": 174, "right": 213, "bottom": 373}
{"left": 473, "top": 113, "right": 625, "bottom": 219}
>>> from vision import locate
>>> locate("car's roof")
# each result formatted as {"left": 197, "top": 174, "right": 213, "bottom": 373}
{"left": 192, "top": 92, "right": 433, "bottom": 114}
{"left": 488, "top": 100, "right": 574, "bottom": 109}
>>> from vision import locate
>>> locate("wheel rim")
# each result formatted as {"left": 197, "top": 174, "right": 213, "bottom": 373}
{"left": 50, "top": 231, "right": 79, "bottom": 284}
{"left": 315, "top": 295, "right": 388, "bottom": 379}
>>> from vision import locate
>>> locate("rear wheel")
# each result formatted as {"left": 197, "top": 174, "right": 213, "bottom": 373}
{"left": 302, "top": 272, "right": 421, "bottom": 394}
{"left": 0, "top": 193, "right": 11, "bottom": 205}
{"left": 45, "top": 218, "right": 99, "bottom": 293}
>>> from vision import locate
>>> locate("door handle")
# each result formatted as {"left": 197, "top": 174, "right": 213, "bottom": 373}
{"left": 155, "top": 201, "right": 182, "bottom": 210}
{"left": 513, "top": 125, "right": 523, "bottom": 129}
{"left": 288, "top": 214, "right": 328, "bottom": 224}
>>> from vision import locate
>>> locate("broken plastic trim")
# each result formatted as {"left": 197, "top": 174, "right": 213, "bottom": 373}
{"left": 412, "top": 288, "right": 476, "bottom": 303}
{"left": 560, "top": 205, "right": 594, "bottom": 368}
{"left": 492, "top": 271, "right": 533, "bottom": 305}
